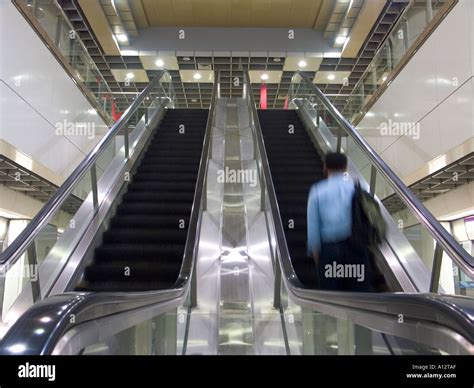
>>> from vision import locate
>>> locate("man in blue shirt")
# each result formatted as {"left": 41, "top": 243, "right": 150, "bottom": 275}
{"left": 307, "top": 153, "right": 373, "bottom": 291}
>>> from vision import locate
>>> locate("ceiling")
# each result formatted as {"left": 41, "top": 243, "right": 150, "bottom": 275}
{"left": 0, "top": 156, "right": 82, "bottom": 215}
{"left": 57, "top": 0, "right": 408, "bottom": 111}
{"left": 129, "top": 0, "right": 333, "bottom": 29}
{"left": 382, "top": 153, "right": 474, "bottom": 214}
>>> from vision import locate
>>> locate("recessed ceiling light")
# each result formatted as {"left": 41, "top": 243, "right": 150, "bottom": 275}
{"left": 193, "top": 73, "right": 202, "bottom": 80}
{"left": 126, "top": 72, "right": 135, "bottom": 79}
{"left": 335, "top": 36, "right": 347, "bottom": 45}
{"left": 183, "top": 57, "right": 191, "bottom": 61}
{"left": 298, "top": 60, "right": 307, "bottom": 68}
{"left": 327, "top": 74, "right": 336, "bottom": 81}
{"left": 382, "top": 76, "right": 387, "bottom": 82}
{"left": 116, "top": 34, "right": 128, "bottom": 43}
{"left": 155, "top": 59, "right": 164, "bottom": 67}
{"left": 260, "top": 73, "right": 269, "bottom": 81}
{"left": 273, "top": 58, "right": 281, "bottom": 62}
{"left": 191, "top": 99, "right": 198, "bottom": 103}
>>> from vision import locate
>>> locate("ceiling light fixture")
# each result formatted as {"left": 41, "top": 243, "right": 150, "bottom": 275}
{"left": 273, "top": 58, "right": 281, "bottom": 62}
{"left": 193, "top": 73, "right": 202, "bottom": 80}
{"left": 298, "top": 60, "right": 307, "bottom": 68}
{"left": 183, "top": 57, "right": 191, "bottom": 61}
{"left": 115, "top": 34, "right": 128, "bottom": 43}
{"left": 260, "top": 73, "right": 269, "bottom": 81}
{"left": 126, "top": 72, "right": 135, "bottom": 79}
{"left": 155, "top": 59, "right": 164, "bottom": 67}
{"left": 327, "top": 74, "right": 336, "bottom": 81}
{"left": 335, "top": 36, "right": 348, "bottom": 45}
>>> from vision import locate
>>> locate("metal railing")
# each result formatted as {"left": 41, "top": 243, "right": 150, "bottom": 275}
{"left": 0, "top": 74, "right": 218, "bottom": 355}
{"left": 243, "top": 71, "right": 474, "bottom": 355}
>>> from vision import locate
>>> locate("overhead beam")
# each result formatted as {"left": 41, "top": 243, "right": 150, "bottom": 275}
{"left": 342, "top": 0, "right": 385, "bottom": 58}
{"left": 129, "top": 27, "right": 335, "bottom": 53}
{"left": 313, "top": 0, "right": 336, "bottom": 30}
{"left": 128, "top": 0, "right": 149, "bottom": 29}
{"left": 78, "top": 0, "right": 121, "bottom": 56}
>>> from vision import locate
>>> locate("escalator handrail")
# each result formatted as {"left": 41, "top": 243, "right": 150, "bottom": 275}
{"left": 293, "top": 70, "right": 474, "bottom": 277}
{"left": 0, "top": 70, "right": 171, "bottom": 266}
{"left": 174, "top": 74, "right": 218, "bottom": 288}
{"left": 243, "top": 71, "right": 474, "bottom": 352}
{"left": 0, "top": 75, "right": 218, "bottom": 355}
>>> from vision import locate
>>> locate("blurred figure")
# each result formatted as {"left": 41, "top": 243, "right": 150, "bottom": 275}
{"left": 307, "top": 152, "right": 373, "bottom": 291}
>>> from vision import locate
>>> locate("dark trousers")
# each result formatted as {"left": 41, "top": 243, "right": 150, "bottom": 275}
{"left": 317, "top": 239, "right": 373, "bottom": 292}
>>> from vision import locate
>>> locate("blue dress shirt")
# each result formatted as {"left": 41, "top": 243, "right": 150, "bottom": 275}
{"left": 307, "top": 172, "right": 355, "bottom": 256}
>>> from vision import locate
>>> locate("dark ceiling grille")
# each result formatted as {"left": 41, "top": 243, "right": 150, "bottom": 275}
{"left": 0, "top": 156, "right": 83, "bottom": 215}
{"left": 55, "top": 0, "right": 408, "bottom": 113}
{"left": 382, "top": 153, "right": 474, "bottom": 214}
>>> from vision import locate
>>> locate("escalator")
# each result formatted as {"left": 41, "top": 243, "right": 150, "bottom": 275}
{"left": 76, "top": 109, "right": 208, "bottom": 292}
{"left": 0, "top": 70, "right": 217, "bottom": 355}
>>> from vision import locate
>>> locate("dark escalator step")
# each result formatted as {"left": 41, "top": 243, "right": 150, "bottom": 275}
{"left": 102, "top": 229, "right": 187, "bottom": 244}
{"left": 132, "top": 172, "right": 198, "bottom": 183}
{"left": 146, "top": 150, "right": 202, "bottom": 158}
{"left": 122, "top": 191, "right": 194, "bottom": 203}
{"left": 110, "top": 215, "right": 189, "bottom": 229}
{"left": 137, "top": 164, "right": 199, "bottom": 173}
{"left": 118, "top": 202, "right": 192, "bottom": 215}
{"left": 127, "top": 181, "right": 196, "bottom": 193}
{"left": 83, "top": 262, "right": 181, "bottom": 283}
{"left": 75, "top": 280, "right": 176, "bottom": 292}
{"left": 94, "top": 244, "right": 185, "bottom": 262}
{"left": 291, "top": 256, "right": 318, "bottom": 287}
{"left": 140, "top": 156, "right": 201, "bottom": 165}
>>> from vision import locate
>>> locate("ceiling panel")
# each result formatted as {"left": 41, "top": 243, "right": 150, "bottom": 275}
{"left": 136, "top": 0, "right": 329, "bottom": 28}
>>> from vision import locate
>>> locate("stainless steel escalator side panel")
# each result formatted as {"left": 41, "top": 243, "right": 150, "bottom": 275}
{"left": 52, "top": 295, "right": 182, "bottom": 355}
{"left": 282, "top": 289, "right": 474, "bottom": 355}
{"left": 294, "top": 99, "right": 430, "bottom": 293}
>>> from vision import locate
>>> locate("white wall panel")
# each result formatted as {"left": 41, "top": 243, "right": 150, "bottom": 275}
{"left": 433, "top": 0, "right": 472, "bottom": 103}
{"left": 438, "top": 79, "right": 474, "bottom": 153}
{"left": 0, "top": 81, "right": 83, "bottom": 178}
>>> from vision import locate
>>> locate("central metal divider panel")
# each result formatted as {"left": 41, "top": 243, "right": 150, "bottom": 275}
{"left": 185, "top": 95, "right": 287, "bottom": 355}
{"left": 218, "top": 98, "right": 254, "bottom": 355}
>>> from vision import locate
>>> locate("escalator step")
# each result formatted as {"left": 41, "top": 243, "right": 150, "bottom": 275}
{"left": 102, "top": 229, "right": 187, "bottom": 244}
{"left": 110, "top": 215, "right": 188, "bottom": 229}
{"left": 94, "top": 244, "right": 185, "bottom": 262}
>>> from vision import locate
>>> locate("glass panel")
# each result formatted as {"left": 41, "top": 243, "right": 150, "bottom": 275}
{"left": 439, "top": 235, "right": 474, "bottom": 297}
{"left": 79, "top": 311, "right": 451, "bottom": 355}
{"left": 22, "top": 0, "right": 114, "bottom": 120}
{"left": 80, "top": 309, "right": 189, "bottom": 355}
{"left": 337, "top": 0, "right": 446, "bottom": 122}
